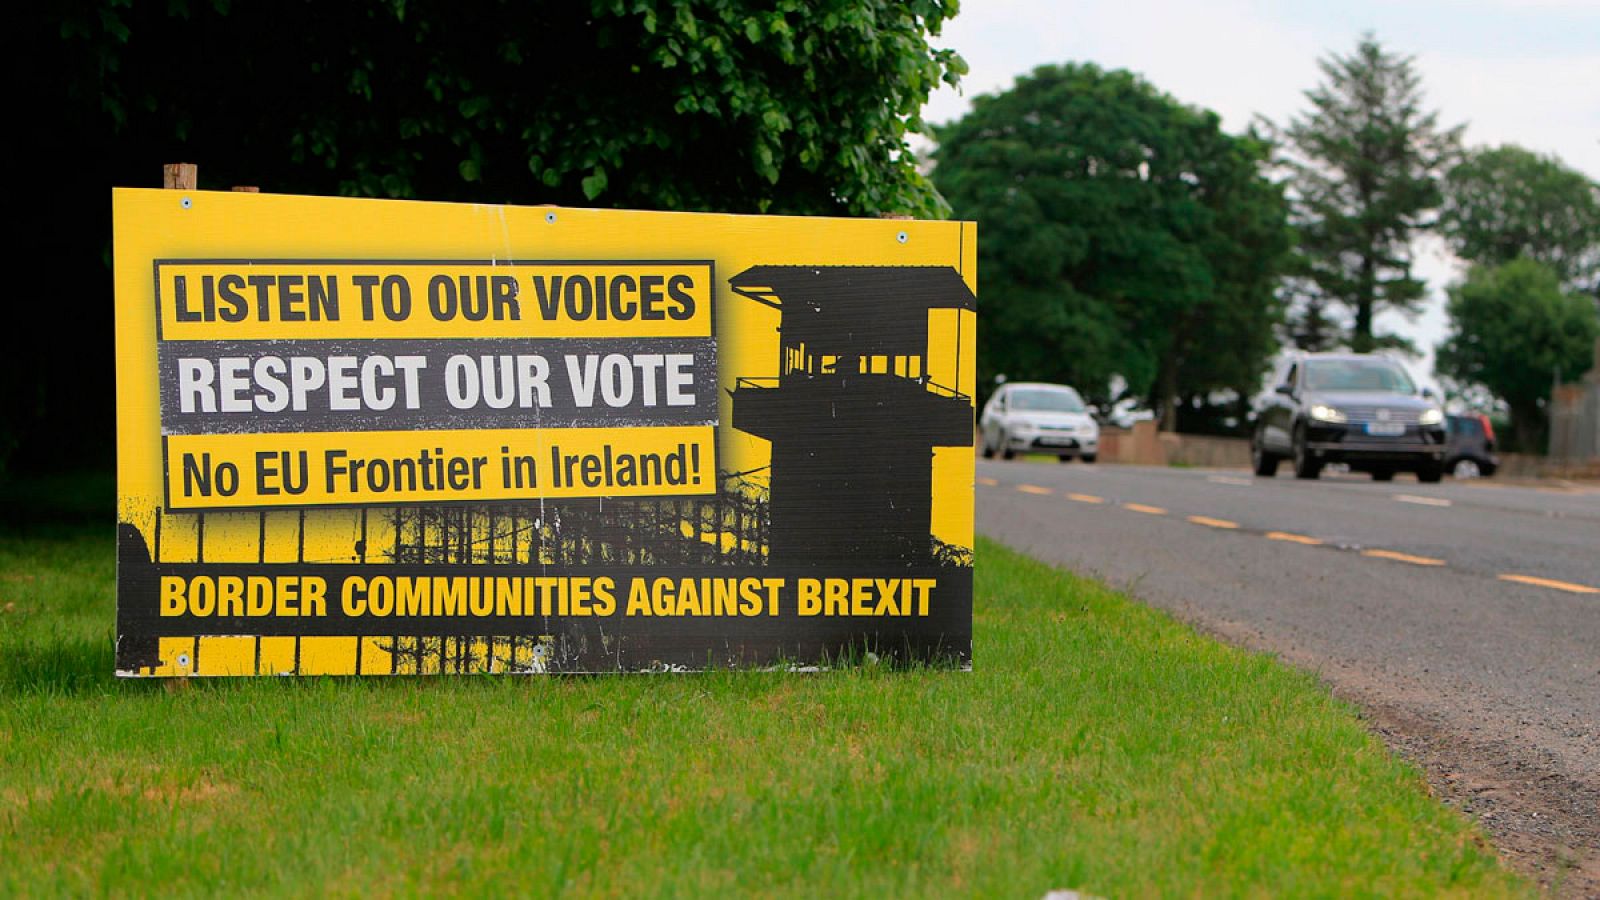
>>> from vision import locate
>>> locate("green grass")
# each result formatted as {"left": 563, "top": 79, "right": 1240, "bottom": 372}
{"left": 0, "top": 516, "right": 1527, "bottom": 896}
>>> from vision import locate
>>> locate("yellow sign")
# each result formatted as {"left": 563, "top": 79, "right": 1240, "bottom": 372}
{"left": 114, "top": 188, "right": 976, "bottom": 676}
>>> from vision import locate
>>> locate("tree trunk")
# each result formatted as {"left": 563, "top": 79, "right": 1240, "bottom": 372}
{"left": 1352, "top": 302, "right": 1374, "bottom": 352}
{"left": 1157, "top": 359, "right": 1180, "bottom": 432}
{"left": 1353, "top": 252, "right": 1376, "bottom": 352}
{"left": 1511, "top": 405, "right": 1544, "bottom": 455}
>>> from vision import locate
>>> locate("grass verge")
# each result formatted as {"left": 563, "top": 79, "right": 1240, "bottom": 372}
{"left": 0, "top": 519, "right": 1526, "bottom": 896}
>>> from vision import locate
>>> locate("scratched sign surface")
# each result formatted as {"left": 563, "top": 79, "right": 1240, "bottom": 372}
{"left": 113, "top": 189, "right": 976, "bottom": 675}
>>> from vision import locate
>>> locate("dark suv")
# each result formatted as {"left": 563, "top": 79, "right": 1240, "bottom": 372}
{"left": 1252, "top": 353, "right": 1447, "bottom": 482}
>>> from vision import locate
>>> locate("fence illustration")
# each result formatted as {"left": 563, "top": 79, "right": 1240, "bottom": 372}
{"left": 383, "top": 482, "right": 770, "bottom": 568}
{"left": 129, "top": 473, "right": 770, "bottom": 675}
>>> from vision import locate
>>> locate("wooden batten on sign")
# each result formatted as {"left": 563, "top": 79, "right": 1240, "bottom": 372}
{"left": 161, "top": 163, "right": 257, "bottom": 193}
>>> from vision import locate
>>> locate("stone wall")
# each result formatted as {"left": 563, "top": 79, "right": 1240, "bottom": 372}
{"left": 1098, "top": 422, "right": 1251, "bottom": 468}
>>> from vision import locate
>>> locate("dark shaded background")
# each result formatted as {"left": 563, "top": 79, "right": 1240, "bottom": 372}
{"left": 6, "top": 1, "right": 959, "bottom": 480}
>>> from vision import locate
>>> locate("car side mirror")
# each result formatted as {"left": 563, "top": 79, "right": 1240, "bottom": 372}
{"left": 1274, "top": 384, "right": 1294, "bottom": 397}
{"left": 1421, "top": 387, "right": 1437, "bottom": 400}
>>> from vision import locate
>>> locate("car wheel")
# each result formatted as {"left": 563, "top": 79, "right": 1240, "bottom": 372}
{"left": 1081, "top": 454, "right": 1097, "bottom": 464}
{"left": 1251, "top": 432, "right": 1279, "bottom": 477}
{"left": 1417, "top": 463, "right": 1443, "bottom": 484}
{"left": 1058, "top": 455, "right": 1073, "bottom": 463}
{"left": 1452, "top": 458, "right": 1480, "bottom": 479}
{"left": 1371, "top": 468, "right": 1394, "bottom": 482}
{"left": 1000, "top": 431, "right": 1015, "bottom": 460}
{"left": 1291, "top": 425, "right": 1320, "bottom": 480}
{"left": 981, "top": 434, "right": 995, "bottom": 459}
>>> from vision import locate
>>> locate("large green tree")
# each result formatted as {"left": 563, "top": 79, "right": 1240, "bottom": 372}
{"left": 933, "top": 63, "right": 1289, "bottom": 426}
{"left": 1274, "top": 34, "right": 1461, "bottom": 352}
{"left": 50, "top": 0, "right": 964, "bottom": 214}
{"left": 1440, "top": 145, "right": 1600, "bottom": 290}
{"left": 1436, "top": 258, "right": 1599, "bottom": 451}
{"left": 9, "top": 1, "right": 965, "bottom": 475}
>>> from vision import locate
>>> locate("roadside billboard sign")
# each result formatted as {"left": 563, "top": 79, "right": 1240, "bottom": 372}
{"left": 113, "top": 189, "right": 975, "bottom": 675}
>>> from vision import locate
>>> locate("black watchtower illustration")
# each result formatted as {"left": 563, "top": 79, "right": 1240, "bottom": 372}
{"left": 729, "top": 266, "right": 976, "bottom": 563}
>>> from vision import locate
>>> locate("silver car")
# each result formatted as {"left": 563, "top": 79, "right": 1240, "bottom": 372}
{"left": 980, "top": 382, "right": 1100, "bottom": 462}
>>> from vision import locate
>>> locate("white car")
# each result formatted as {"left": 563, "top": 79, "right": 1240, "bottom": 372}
{"left": 980, "top": 382, "right": 1099, "bottom": 462}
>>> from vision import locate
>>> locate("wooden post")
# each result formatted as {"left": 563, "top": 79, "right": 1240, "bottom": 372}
{"left": 163, "top": 163, "right": 198, "bottom": 190}
{"left": 161, "top": 161, "right": 197, "bottom": 684}
{"left": 231, "top": 186, "right": 260, "bottom": 193}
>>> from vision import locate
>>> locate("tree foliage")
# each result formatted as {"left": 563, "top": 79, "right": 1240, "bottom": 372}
{"left": 10, "top": 1, "right": 965, "bottom": 473}
{"left": 1435, "top": 258, "right": 1599, "bottom": 450}
{"left": 1440, "top": 145, "right": 1600, "bottom": 290}
{"left": 932, "top": 63, "right": 1289, "bottom": 424}
{"left": 51, "top": 0, "right": 964, "bottom": 215}
{"left": 1273, "top": 34, "right": 1461, "bottom": 352}
{"left": 1280, "top": 282, "right": 1343, "bottom": 352}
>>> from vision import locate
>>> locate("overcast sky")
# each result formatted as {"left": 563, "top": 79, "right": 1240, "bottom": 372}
{"left": 920, "top": 0, "right": 1600, "bottom": 382}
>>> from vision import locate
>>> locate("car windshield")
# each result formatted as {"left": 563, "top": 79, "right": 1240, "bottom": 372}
{"left": 1010, "top": 387, "right": 1085, "bottom": 413}
{"left": 1304, "top": 359, "right": 1415, "bottom": 393}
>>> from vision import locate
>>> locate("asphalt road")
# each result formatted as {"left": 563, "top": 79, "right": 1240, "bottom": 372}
{"left": 977, "top": 459, "right": 1600, "bottom": 893}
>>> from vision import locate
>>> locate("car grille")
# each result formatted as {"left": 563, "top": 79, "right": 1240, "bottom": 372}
{"left": 1341, "top": 406, "right": 1420, "bottom": 424}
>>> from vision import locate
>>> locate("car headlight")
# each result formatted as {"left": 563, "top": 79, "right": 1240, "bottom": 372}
{"left": 1011, "top": 419, "right": 1037, "bottom": 434}
{"left": 1309, "top": 404, "right": 1347, "bottom": 424}
{"left": 1418, "top": 408, "right": 1444, "bottom": 426}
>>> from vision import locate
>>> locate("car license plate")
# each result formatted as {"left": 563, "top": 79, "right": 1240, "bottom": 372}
{"left": 1366, "top": 422, "right": 1405, "bottom": 436}
{"left": 1038, "top": 436, "right": 1076, "bottom": 447}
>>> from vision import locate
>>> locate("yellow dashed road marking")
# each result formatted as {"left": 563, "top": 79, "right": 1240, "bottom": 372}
{"left": 1497, "top": 574, "right": 1600, "bottom": 595}
{"left": 1266, "top": 531, "right": 1323, "bottom": 546}
{"left": 995, "top": 483, "right": 1598, "bottom": 598}
{"left": 1361, "top": 549, "right": 1445, "bottom": 567}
